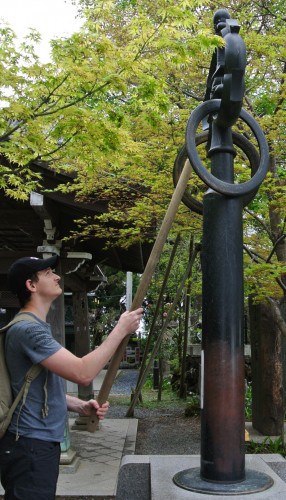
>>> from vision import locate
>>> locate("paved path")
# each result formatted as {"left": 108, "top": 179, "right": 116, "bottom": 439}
{"left": 66, "top": 368, "right": 139, "bottom": 397}
{"left": 57, "top": 417, "right": 137, "bottom": 498}
{"left": 57, "top": 370, "right": 140, "bottom": 498}
{"left": 109, "top": 369, "right": 139, "bottom": 395}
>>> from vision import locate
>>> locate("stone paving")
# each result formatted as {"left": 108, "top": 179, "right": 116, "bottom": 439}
{"left": 57, "top": 417, "right": 138, "bottom": 499}
{"left": 117, "top": 454, "right": 286, "bottom": 500}
{"left": 56, "top": 370, "right": 138, "bottom": 498}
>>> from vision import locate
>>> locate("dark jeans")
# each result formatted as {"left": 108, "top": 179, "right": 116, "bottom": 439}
{"left": 0, "top": 431, "right": 61, "bottom": 500}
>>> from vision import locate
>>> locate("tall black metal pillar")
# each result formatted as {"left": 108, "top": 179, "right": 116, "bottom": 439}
{"left": 201, "top": 192, "right": 245, "bottom": 482}
{"left": 200, "top": 121, "right": 245, "bottom": 482}
{"left": 173, "top": 8, "right": 271, "bottom": 495}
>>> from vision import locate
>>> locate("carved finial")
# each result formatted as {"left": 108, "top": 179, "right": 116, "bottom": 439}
{"left": 213, "top": 9, "right": 230, "bottom": 34}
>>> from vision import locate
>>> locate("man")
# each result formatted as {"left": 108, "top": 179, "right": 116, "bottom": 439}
{"left": 0, "top": 255, "right": 143, "bottom": 499}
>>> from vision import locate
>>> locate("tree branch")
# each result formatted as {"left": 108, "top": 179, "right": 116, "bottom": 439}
{"left": 266, "top": 234, "right": 286, "bottom": 263}
{"left": 244, "top": 207, "right": 273, "bottom": 239}
{"left": 273, "top": 61, "right": 286, "bottom": 115}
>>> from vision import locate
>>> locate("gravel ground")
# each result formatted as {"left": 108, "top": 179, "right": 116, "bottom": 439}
{"left": 107, "top": 369, "right": 201, "bottom": 455}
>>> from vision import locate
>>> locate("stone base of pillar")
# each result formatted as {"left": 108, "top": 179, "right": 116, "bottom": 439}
{"left": 60, "top": 448, "right": 80, "bottom": 473}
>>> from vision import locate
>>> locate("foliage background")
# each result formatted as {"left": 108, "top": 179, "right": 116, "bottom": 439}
{"left": 0, "top": 0, "right": 285, "bottom": 340}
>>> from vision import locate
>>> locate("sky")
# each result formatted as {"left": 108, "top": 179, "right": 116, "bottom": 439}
{"left": 1, "top": 0, "right": 83, "bottom": 61}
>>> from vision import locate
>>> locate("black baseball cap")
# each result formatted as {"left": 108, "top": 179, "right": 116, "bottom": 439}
{"left": 8, "top": 255, "right": 59, "bottom": 294}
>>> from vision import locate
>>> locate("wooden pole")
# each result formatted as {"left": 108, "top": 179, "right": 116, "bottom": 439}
{"left": 87, "top": 159, "right": 192, "bottom": 432}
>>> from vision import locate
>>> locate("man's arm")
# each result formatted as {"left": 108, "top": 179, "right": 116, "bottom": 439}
{"left": 41, "top": 308, "right": 142, "bottom": 385}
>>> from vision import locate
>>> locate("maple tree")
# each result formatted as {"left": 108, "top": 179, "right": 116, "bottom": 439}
{"left": 0, "top": 1, "right": 285, "bottom": 412}
{"left": 0, "top": 0, "right": 219, "bottom": 241}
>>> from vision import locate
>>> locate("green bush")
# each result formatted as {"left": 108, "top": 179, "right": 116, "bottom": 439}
{"left": 184, "top": 394, "right": 201, "bottom": 417}
{"left": 246, "top": 436, "right": 286, "bottom": 457}
{"left": 245, "top": 384, "right": 252, "bottom": 420}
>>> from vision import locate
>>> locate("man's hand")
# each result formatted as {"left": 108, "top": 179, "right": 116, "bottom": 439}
{"left": 66, "top": 394, "right": 109, "bottom": 420}
{"left": 80, "top": 400, "right": 110, "bottom": 420}
{"left": 116, "top": 307, "right": 143, "bottom": 337}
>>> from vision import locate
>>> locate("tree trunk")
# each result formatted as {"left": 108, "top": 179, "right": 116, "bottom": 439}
{"left": 157, "top": 357, "right": 164, "bottom": 402}
{"left": 249, "top": 295, "right": 284, "bottom": 435}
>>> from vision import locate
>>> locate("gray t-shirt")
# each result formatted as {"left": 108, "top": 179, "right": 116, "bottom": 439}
{"left": 5, "top": 312, "right": 67, "bottom": 442}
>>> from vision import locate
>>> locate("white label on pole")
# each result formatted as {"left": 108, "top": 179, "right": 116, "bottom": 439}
{"left": 200, "top": 349, "right": 204, "bottom": 409}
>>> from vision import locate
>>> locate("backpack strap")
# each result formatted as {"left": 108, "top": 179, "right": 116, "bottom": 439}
{"left": 0, "top": 313, "right": 41, "bottom": 333}
{"left": 4, "top": 364, "right": 44, "bottom": 440}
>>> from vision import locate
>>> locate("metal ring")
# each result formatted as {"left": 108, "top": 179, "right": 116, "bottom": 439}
{"left": 173, "top": 131, "right": 260, "bottom": 214}
{"left": 185, "top": 99, "right": 269, "bottom": 197}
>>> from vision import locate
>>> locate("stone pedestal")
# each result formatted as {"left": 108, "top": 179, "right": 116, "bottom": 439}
{"left": 116, "top": 455, "right": 286, "bottom": 500}
{"left": 60, "top": 448, "right": 80, "bottom": 473}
